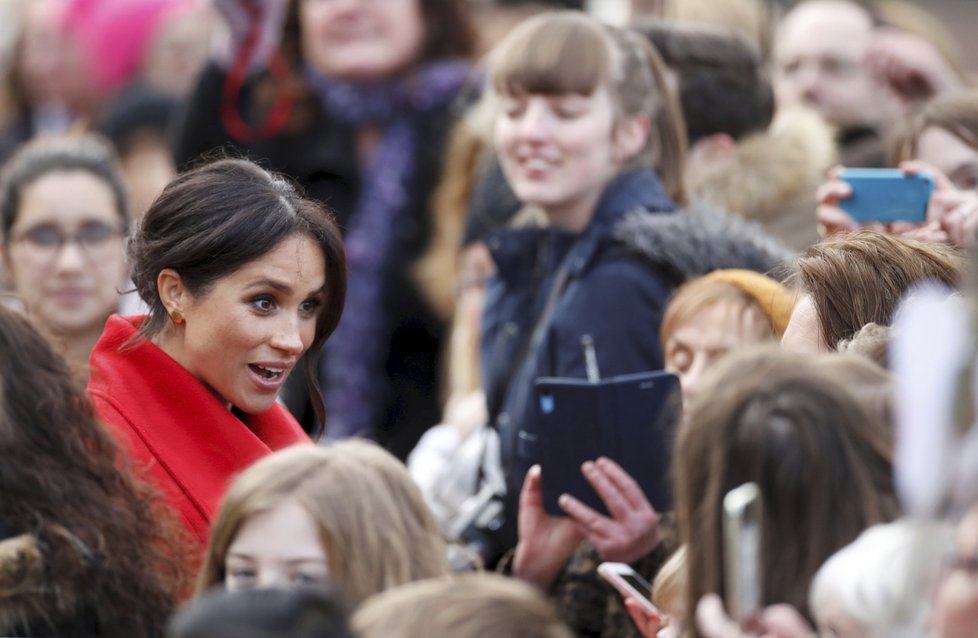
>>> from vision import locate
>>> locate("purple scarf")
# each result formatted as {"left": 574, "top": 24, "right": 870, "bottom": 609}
{"left": 306, "top": 61, "right": 472, "bottom": 441}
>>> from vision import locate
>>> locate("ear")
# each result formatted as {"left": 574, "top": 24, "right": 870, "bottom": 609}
{"left": 613, "top": 114, "right": 651, "bottom": 164}
{"left": 156, "top": 268, "right": 189, "bottom": 316}
{"left": 690, "top": 133, "right": 737, "bottom": 161}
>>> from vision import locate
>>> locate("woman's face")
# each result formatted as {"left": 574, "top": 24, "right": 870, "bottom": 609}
{"left": 3, "top": 170, "right": 127, "bottom": 338}
{"left": 664, "top": 300, "right": 773, "bottom": 405}
{"left": 299, "top": 0, "right": 425, "bottom": 82}
{"left": 494, "top": 85, "right": 628, "bottom": 230}
{"left": 916, "top": 125, "right": 978, "bottom": 192}
{"left": 781, "top": 294, "right": 827, "bottom": 353}
{"left": 225, "top": 498, "right": 330, "bottom": 591}
{"left": 162, "top": 234, "right": 326, "bottom": 414}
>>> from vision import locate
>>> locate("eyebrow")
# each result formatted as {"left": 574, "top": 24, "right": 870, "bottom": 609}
{"left": 245, "top": 279, "right": 293, "bottom": 293}
{"left": 226, "top": 552, "right": 325, "bottom": 565}
{"left": 284, "top": 557, "right": 328, "bottom": 566}
{"left": 245, "top": 279, "right": 327, "bottom": 298}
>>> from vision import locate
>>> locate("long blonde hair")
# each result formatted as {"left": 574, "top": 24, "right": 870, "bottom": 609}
{"left": 197, "top": 441, "right": 448, "bottom": 606}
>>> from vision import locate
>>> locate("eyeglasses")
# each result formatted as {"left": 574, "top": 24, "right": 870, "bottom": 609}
{"left": 944, "top": 553, "right": 978, "bottom": 574}
{"left": 10, "top": 221, "right": 125, "bottom": 263}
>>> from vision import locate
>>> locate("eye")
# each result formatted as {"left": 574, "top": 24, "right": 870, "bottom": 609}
{"left": 666, "top": 346, "right": 691, "bottom": 374}
{"left": 821, "top": 56, "right": 858, "bottom": 78}
{"left": 780, "top": 59, "right": 801, "bottom": 76}
{"left": 552, "top": 98, "right": 586, "bottom": 119}
{"left": 949, "top": 165, "right": 978, "bottom": 192}
{"left": 251, "top": 295, "right": 277, "bottom": 312}
{"left": 227, "top": 567, "right": 258, "bottom": 588}
{"left": 22, "top": 224, "right": 63, "bottom": 247}
{"left": 501, "top": 96, "right": 526, "bottom": 118}
{"left": 292, "top": 572, "right": 325, "bottom": 586}
{"left": 299, "top": 298, "right": 323, "bottom": 316}
{"left": 77, "top": 221, "right": 118, "bottom": 246}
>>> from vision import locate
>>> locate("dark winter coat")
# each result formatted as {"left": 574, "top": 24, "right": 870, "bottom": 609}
{"left": 482, "top": 167, "right": 792, "bottom": 554}
{"left": 481, "top": 169, "right": 676, "bottom": 549}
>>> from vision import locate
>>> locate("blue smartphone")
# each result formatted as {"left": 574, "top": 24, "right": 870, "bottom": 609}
{"left": 839, "top": 168, "right": 934, "bottom": 223}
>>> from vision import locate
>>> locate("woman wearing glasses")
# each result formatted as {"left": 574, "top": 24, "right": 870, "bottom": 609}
{"left": 0, "top": 134, "right": 129, "bottom": 379}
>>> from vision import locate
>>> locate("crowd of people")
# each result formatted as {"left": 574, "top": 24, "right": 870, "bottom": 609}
{"left": 1, "top": 0, "right": 978, "bottom": 636}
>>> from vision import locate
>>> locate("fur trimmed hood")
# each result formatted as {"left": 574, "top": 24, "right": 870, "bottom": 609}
{"left": 686, "top": 107, "right": 836, "bottom": 223}
{"left": 613, "top": 202, "right": 794, "bottom": 285}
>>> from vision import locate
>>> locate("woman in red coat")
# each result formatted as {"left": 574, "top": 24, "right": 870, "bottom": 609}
{"left": 88, "top": 158, "right": 347, "bottom": 553}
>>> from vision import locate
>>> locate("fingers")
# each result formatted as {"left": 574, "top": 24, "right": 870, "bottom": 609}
{"left": 559, "top": 491, "right": 610, "bottom": 535}
{"left": 759, "top": 605, "right": 816, "bottom": 638}
{"left": 695, "top": 594, "right": 743, "bottom": 638}
{"left": 624, "top": 598, "right": 661, "bottom": 638}
{"left": 519, "top": 464, "right": 544, "bottom": 511}
{"left": 942, "top": 201, "right": 978, "bottom": 248}
{"left": 562, "top": 458, "right": 661, "bottom": 562}
{"left": 815, "top": 203, "right": 858, "bottom": 236}
{"left": 815, "top": 176, "right": 852, "bottom": 205}
{"left": 815, "top": 174, "right": 857, "bottom": 236}
{"left": 580, "top": 460, "right": 633, "bottom": 520}
{"left": 593, "top": 457, "right": 656, "bottom": 513}
{"left": 900, "top": 160, "right": 953, "bottom": 191}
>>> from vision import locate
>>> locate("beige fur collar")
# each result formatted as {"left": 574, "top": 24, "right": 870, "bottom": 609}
{"left": 686, "top": 107, "right": 837, "bottom": 222}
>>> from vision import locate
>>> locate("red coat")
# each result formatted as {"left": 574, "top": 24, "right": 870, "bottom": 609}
{"left": 88, "top": 315, "right": 310, "bottom": 549}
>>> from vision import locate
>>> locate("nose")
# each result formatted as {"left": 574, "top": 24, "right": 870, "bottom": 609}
{"left": 795, "top": 63, "right": 821, "bottom": 103}
{"left": 256, "top": 567, "right": 289, "bottom": 590}
{"left": 516, "top": 98, "right": 554, "bottom": 140}
{"left": 52, "top": 240, "right": 86, "bottom": 273}
{"left": 270, "top": 313, "right": 306, "bottom": 356}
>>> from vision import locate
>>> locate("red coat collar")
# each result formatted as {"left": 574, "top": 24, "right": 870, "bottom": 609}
{"left": 88, "top": 315, "right": 310, "bottom": 544}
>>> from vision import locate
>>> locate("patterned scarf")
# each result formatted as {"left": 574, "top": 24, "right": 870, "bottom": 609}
{"left": 305, "top": 60, "right": 472, "bottom": 441}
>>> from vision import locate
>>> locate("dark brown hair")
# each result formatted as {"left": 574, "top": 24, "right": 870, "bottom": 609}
{"left": 488, "top": 11, "right": 688, "bottom": 204}
{"left": 128, "top": 158, "right": 347, "bottom": 428}
{"left": 794, "top": 231, "right": 964, "bottom": 348}
{"left": 169, "top": 585, "right": 355, "bottom": 638}
{"left": 637, "top": 20, "right": 774, "bottom": 145}
{"left": 675, "top": 346, "right": 899, "bottom": 631}
{"left": 0, "top": 305, "right": 185, "bottom": 636}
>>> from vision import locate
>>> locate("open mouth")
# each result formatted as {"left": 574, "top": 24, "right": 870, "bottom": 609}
{"left": 249, "top": 364, "right": 285, "bottom": 381}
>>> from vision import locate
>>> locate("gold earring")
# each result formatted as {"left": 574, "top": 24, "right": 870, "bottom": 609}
{"left": 171, "top": 310, "right": 185, "bottom": 325}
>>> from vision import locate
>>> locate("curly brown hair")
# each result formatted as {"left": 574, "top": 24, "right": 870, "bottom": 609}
{"left": 0, "top": 306, "right": 187, "bottom": 636}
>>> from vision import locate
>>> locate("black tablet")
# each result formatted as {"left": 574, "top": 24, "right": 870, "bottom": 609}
{"left": 534, "top": 370, "right": 681, "bottom": 517}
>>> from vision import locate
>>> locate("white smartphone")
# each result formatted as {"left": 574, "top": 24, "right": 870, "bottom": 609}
{"left": 722, "top": 482, "right": 763, "bottom": 622}
{"left": 597, "top": 561, "right": 663, "bottom": 620}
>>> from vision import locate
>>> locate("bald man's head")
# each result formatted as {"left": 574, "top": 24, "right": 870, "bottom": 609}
{"left": 773, "top": 0, "right": 888, "bottom": 129}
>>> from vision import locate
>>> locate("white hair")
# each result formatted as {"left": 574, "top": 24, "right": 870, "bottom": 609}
{"left": 809, "top": 518, "right": 952, "bottom": 638}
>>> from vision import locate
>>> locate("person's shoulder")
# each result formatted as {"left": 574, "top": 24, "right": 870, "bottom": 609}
{"left": 612, "top": 204, "right": 794, "bottom": 282}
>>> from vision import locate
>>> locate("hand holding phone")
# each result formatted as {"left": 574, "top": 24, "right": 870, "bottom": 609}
{"left": 598, "top": 562, "right": 662, "bottom": 620}
{"left": 838, "top": 168, "right": 934, "bottom": 224}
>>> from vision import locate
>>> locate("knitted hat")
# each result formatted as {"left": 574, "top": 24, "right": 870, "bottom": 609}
{"left": 700, "top": 269, "right": 795, "bottom": 337}
{"left": 60, "top": 0, "right": 196, "bottom": 95}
